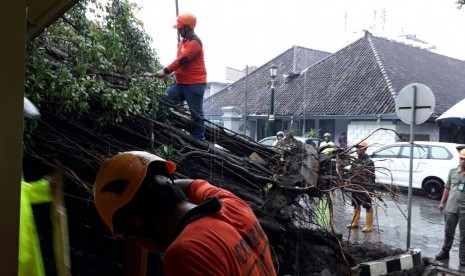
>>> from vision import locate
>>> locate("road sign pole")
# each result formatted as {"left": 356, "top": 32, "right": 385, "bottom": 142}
{"left": 395, "top": 83, "right": 435, "bottom": 251}
{"left": 406, "top": 85, "right": 417, "bottom": 249}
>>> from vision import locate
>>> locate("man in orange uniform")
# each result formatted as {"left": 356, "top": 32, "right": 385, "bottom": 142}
{"left": 94, "top": 151, "right": 277, "bottom": 275}
{"left": 148, "top": 12, "right": 207, "bottom": 141}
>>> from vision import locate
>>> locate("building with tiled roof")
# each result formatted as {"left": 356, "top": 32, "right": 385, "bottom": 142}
{"left": 204, "top": 32, "right": 465, "bottom": 146}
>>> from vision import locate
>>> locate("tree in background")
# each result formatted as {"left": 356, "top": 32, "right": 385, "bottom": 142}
{"left": 22, "top": 2, "right": 170, "bottom": 274}
{"left": 458, "top": 0, "right": 465, "bottom": 8}
{"left": 305, "top": 128, "right": 320, "bottom": 138}
{"left": 25, "top": 0, "right": 166, "bottom": 124}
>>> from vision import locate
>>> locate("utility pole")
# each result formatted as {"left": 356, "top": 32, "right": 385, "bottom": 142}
{"left": 267, "top": 64, "right": 277, "bottom": 137}
{"left": 243, "top": 65, "right": 248, "bottom": 135}
{"left": 175, "top": 0, "right": 179, "bottom": 43}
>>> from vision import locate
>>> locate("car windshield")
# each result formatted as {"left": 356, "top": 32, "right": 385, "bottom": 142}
{"left": 372, "top": 146, "right": 401, "bottom": 158}
{"left": 259, "top": 137, "right": 275, "bottom": 146}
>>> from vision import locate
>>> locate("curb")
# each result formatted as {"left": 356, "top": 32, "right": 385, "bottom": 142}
{"left": 359, "top": 248, "right": 421, "bottom": 276}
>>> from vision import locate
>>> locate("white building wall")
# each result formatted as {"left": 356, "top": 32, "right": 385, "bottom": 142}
{"left": 395, "top": 123, "right": 439, "bottom": 141}
{"left": 206, "top": 82, "right": 230, "bottom": 98}
{"left": 348, "top": 120, "right": 440, "bottom": 153}
{"left": 348, "top": 121, "right": 397, "bottom": 153}
{"left": 221, "top": 106, "right": 242, "bottom": 133}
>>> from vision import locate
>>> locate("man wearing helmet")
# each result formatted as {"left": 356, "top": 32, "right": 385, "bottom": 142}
{"left": 94, "top": 151, "right": 277, "bottom": 275}
{"left": 346, "top": 140, "right": 375, "bottom": 232}
{"left": 272, "top": 131, "right": 284, "bottom": 146}
{"left": 319, "top": 133, "right": 335, "bottom": 154}
{"left": 435, "top": 148, "right": 465, "bottom": 266}
{"left": 146, "top": 12, "right": 207, "bottom": 141}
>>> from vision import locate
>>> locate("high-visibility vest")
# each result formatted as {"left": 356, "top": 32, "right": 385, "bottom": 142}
{"left": 320, "top": 141, "right": 335, "bottom": 154}
{"left": 19, "top": 179, "right": 52, "bottom": 276}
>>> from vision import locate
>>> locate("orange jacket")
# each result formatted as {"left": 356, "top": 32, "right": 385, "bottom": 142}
{"left": 164, "top": 180, "right": 276, "bottom": 276}
{"left": 165, "top": 34, "right": 207, "bottom": 84}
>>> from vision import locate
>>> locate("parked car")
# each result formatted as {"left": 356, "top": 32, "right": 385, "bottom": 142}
{"left": 369, "top": 141, "right": 465, "bottom": 200}
{"left": 258, "top": 136, "right": 323, "bottom": 147}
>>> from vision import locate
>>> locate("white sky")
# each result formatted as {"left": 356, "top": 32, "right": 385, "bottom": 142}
{"left": 134, "top": 0, "right": 465, "bottom": 82}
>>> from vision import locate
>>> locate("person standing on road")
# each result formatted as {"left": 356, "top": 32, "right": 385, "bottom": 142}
{"left": 94, "top": 151, "right": 277, "bottom": 275}
{"left": 146, "top": 12, "right": 207, "bottom": 141}
{"left": 338, "top": 132, "right": 348, "bottom": 149}
{"left": 435, "top": 148, "right": 465, "bottom": 265}
{"left": 319, "top": 133, "right": 335, "bottom": 154}
{"left": 346, "top": 141, "right": 375, "bottom": 232}
{"left": 272, "top": 131, "right": 284, "bottom": 146}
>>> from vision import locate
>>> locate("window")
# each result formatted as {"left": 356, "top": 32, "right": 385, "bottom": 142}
{"left": 372, "top": 146, "right": 401, "bottom": 158}
{"left": 399, "top": 146, "right": 427, "bottom": 159}
{"left": 319, "top": 119, "right": 335, "bottom": 139}
{"left": 259, "top": 137, "right": 274, "bottom": 146}
{"left": 284, "top": 120, "right": 299, "bottom": 132}
{"left": 302, "top": 119, "right": 315, "bottom": 134}
{"left": 430, "top": 146, "right": 452, "bottom": 160}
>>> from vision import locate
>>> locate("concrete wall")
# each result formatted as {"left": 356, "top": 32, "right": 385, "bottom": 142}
{"left": 395, "top": 122, "right": 440, "bottom": 141}
{"left": 348, "top": 120, "right": 397, "bottom": 150}
{"left": 0, "top": 2, "right": 27, "bottom": 275}
{"left": 221, "top": 106, "right": 243, "bottom": 134}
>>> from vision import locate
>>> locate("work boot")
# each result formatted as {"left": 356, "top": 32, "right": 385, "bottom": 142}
{"left": 346, "top": 208, "right": 361, "bottom": 228}
{"left": 362, "top": 210, "right": 374, "bottom": 232}
{"left": 435, "top": 250, "right": 450, "bottom": 260}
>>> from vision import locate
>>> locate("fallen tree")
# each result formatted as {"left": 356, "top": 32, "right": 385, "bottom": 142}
{"left": 23, "top": 103, "right": 406, "bottom": 275}
{"left": 22, "top": 1, "right": 408, "bottom": 274}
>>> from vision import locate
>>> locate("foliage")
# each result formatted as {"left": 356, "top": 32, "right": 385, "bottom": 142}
{"left": 25, "top": 0, "right": 168, "bottom": 123}
{"left": 304, "top": 128, "right": 320, "bottom": 138}
{"left": 150, "top": 144, "right": 179, "bottom": 162}
{"left": 458, "top": 0, "right": 465, "bottom": 8}
{"left": 289, "top": 129, "right": 303, "bottom": 136}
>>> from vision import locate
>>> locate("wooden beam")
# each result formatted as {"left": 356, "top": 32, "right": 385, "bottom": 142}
{"left": 27, "top": 0, "right": 80, "bottom": 41}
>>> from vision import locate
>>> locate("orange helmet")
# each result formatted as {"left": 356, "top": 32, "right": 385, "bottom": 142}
{"left": 173, "top": 13, "right": 197, "bottom": 29}
{"left": 460, "top": 148, "right": 465, "bottom": 159}
{"left": 357, "top": 140, "right": 368, "bottom": 149}
{"left": 93, "top": 151, "right": 176, "bottom": 233}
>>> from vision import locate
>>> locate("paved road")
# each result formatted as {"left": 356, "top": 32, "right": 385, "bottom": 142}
{"left": 331, "top": 190, "right": 463, "bottom": 270}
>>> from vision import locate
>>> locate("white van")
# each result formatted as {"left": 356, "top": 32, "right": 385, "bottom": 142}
{"left": 370, "top": 141, "right": 465, "bottom": 199}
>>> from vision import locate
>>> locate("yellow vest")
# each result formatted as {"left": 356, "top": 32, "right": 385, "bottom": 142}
{"left": 19, "top": 179, "right": 52, "bottom": 276}
{"left": 320, "top": 141, "right": 335, "bottom": 154}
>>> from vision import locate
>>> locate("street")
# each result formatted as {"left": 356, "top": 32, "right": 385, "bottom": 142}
{"left": 331, "top": 190, "right": 462, "bottom": 270}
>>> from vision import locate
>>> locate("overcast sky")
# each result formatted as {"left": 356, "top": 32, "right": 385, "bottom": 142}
{"left": 134, "top": 0, "right": 465, "bottom": 82}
